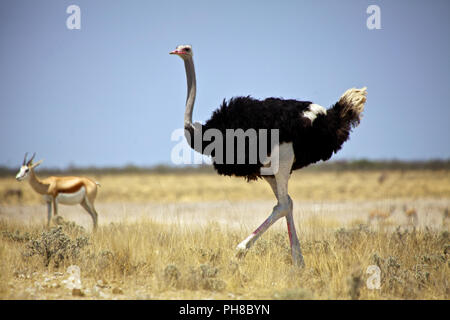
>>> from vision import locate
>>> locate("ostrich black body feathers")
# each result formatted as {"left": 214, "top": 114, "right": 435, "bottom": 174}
{"left": 185, "top": 95, "right": 359, "bottom": 181}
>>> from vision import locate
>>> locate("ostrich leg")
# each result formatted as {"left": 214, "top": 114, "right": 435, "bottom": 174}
{"left": 272, "top": 157, "right": 304, "bottom": 267}
{"left": 235, "top": 182, "right": 286, "bottom": 254}
{"left": 285, "top": 199, "right": 304, "bottom": 267}
{"left": 236, "top": 143, "right": 304, "bottom": 267}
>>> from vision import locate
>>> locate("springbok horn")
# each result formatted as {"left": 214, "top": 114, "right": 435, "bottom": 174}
{"left": 27, "top": 152, "right": 36, "bottom": 166}
{"left": 31, "top": 159, "right": 44, "bottom": 169}
{"left": 23, "top": 152, "right": 29, "bottom": 166}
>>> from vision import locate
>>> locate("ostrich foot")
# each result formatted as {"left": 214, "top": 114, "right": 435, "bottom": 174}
{"left": 292, "top": 255, "right": 305, "bottom": 268}
{"left": 235, "top": 232, "right": 256, "bottom": 259}
{"left": 235, "top": 248, "right": 248, "bottom": 259}
{"left": 235, "top": 241, "right": 250, "bottom": 259}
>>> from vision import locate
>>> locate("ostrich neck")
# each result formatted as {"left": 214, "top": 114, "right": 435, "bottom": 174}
{"left": 184, "top": 57, "right": 196, "bottom": 128}
{"left": 28, "top": 170, "right": 48, "bottom": 195}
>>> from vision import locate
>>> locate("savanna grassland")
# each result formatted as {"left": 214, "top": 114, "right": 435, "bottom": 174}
{"left": 0, "top": 169, "right": 449, "bottom": 299}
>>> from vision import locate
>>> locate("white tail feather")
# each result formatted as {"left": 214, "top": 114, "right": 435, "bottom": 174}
{"left": 339, "top": 87, "right": 367, "bottom": 124}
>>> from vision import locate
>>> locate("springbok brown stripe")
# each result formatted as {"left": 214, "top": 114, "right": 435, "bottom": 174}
{"left": 57, "top": 182, "right": 84, "bottom": 195}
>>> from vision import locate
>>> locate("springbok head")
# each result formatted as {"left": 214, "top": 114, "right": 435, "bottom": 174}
{"left": 16, "top": 152, "right": 43, "bottom": 181}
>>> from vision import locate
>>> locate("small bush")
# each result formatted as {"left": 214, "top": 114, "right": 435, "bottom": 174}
{"left": 22, "top": 226, "right": 89, "bottom": 268}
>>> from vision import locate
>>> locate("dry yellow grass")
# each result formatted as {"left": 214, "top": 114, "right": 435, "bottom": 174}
{"left": 0, "top": 170, "right": 449, "bottom": 300}
{"left": 2, "top": 169, "right": 450, "bottom": 204}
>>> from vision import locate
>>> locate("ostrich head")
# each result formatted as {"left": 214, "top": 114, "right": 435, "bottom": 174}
{"left": 170, "top": 45, "right": 193, "bottom": 59}
{"left": 16, "top": 152, "right": 43, "bottom": 181}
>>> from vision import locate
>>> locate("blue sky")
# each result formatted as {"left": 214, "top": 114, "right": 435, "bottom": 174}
{"left": 1, "top": 0, "right": 449, "bottom": 168}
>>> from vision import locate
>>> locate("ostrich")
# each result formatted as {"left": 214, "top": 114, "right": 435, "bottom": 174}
{"left": 170, "top": 44, "right": 367, "bottom": 267}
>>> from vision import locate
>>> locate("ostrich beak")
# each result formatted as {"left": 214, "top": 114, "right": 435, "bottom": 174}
{"left": 170, "top": 49, "right": 186, "bottom": 55}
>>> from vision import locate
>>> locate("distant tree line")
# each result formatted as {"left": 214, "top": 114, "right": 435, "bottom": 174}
{"left": 1, "top": 159, "right": 449, "bottom": 177}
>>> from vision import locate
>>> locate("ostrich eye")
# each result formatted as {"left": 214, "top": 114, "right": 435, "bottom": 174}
{"left": 184, "top": 48, "right": 190, "bottom": 52}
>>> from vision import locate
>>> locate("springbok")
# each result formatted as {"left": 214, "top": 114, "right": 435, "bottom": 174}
{"left": 403, "top": 205, "right": 418, "bottom": 226}
{"left": 15, "top": 153, "right": 100, "bottom": 229}
{"left": 368, "top": 205, "right": 395, "bottom": 224}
